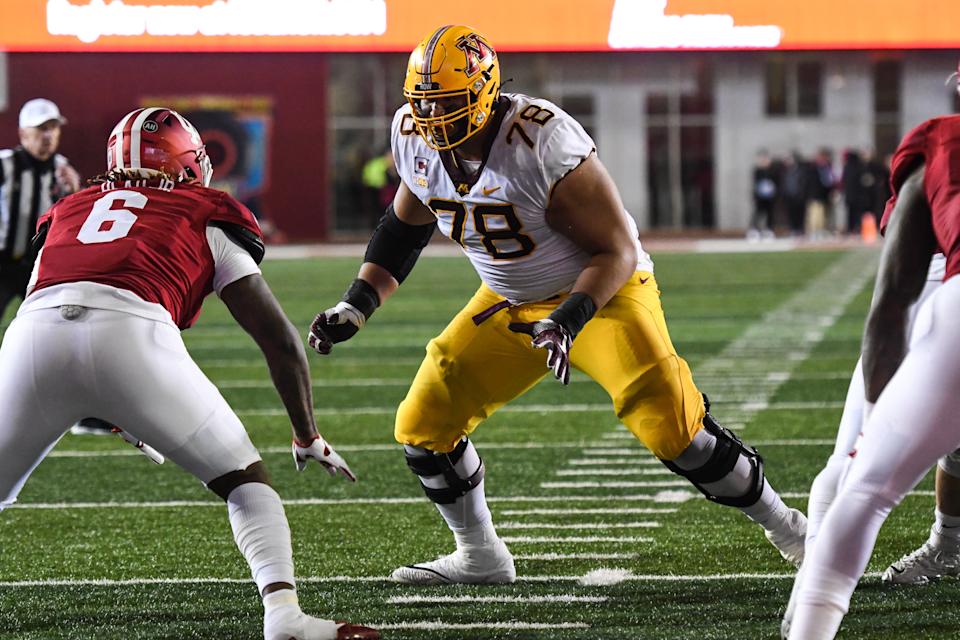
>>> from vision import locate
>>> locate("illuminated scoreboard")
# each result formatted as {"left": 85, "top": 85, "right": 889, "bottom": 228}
{"left": 0, "top": 0, "right": 957, "bottom": 51}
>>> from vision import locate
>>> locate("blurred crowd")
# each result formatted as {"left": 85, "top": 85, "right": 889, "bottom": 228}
{"left": 749, "top": 147, "right": 892, "bottom": 241}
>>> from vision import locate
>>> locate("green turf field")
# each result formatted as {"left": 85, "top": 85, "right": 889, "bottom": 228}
{"left": 1, "top": 248, "right": 957, "bottom": 639}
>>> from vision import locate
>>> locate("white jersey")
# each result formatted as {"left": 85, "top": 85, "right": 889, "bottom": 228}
{"left": 391, "top": 92, "right": 653, "bottom": 304}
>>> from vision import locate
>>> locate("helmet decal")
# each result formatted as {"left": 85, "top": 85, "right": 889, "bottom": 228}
{"left": 456, "top": 33, "right": 495, "bottom": 78}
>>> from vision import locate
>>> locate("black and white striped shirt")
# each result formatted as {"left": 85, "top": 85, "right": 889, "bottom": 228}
{"left": 0, "top": 147, "right": 69, "bottom": 262}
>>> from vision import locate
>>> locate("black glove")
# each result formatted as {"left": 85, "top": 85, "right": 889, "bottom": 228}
{"left": 307, "top": 279, "right": 379, "bottom": 355}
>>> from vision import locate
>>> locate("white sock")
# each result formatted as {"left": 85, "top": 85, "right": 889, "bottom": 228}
{"left": 740, "top": 479, "right": 790, "bottom": 531}
{"left": 933, "top": 509, "right": 960, "bottom": 547}
{"left": 227, "top": 482, "right": 296, "bottom": 594}
{"left": 418, "top": 440, "right": 500, "bottom": 549}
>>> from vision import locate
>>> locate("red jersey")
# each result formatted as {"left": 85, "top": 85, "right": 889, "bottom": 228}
{"left": 880, "top": 115, "right": 960, "bottom": 280}
{"left": 33, "top": 179, "right": 261, "bottom": 329}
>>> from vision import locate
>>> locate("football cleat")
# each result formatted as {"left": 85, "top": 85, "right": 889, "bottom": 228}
{"left": 391, "top": 540, "right": 516, "bottom": 585}
{"left": 765, "top": 508, "right": 807, "bottom": 568}
{"left": 882, "top": 540, "right": 960, "bottom": 584}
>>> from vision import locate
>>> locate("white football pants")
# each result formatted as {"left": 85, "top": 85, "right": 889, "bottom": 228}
{"left": 794, "top": 275, "right": 960, "bottom": 634}
{"left": 0, "top": 306, "right": 261, "bottom": 509}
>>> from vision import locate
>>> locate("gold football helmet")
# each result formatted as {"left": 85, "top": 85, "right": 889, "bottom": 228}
{"left": 403, "top": 25, "right": 500, "bottom": 151}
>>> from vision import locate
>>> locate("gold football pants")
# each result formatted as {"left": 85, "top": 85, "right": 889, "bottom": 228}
{"left": 394, "top": 272, "right": 705, "bottom": 460}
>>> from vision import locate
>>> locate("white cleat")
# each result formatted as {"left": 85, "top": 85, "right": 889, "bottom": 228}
{"left": 882, "top": 540, "right": 960, "bottom": 585}
{"left": 391, "top": 541, "right": 516, "bottom": 585}
{"left": 765, "top": 508, "right": 807, "bottom": 568}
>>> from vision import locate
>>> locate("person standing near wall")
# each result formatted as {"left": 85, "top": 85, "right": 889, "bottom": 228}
{"left": 0, "top": 99, "right": 81, "bottom": 319}
{"left": 748, "top": 149, "right": 779, "bottom": 240}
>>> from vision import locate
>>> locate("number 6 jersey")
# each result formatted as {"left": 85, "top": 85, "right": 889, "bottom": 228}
{"left": 27, "top": 179, "right": 263, "bottom": 329}
{"left": 392, "top": 92, "right": 653, "bottom": 304}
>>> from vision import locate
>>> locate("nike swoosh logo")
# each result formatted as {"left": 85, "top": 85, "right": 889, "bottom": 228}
{"left": 639, "top": 276, "right": 650, "bottom": 284}
{"left": 482, "top": 186, "right": 501, "bottom": 196}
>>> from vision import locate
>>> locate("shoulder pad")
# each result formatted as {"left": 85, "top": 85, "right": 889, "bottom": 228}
{"left": 210, "top": 221, "right": 265, "bottom": 264}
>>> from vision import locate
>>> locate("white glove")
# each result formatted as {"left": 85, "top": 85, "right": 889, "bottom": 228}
{"left": 292, "top": 435, "right": 356, "bottom": 481}
{"left": 115, "top": 428, "right": 165, "bottom": 465}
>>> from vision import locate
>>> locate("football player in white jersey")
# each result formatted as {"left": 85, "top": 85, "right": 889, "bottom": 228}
{"left": 781, "top": 254, "right": 960, "bottom": 637}
{"left": 308, "top": 25, "right": 806, "bottom": 585}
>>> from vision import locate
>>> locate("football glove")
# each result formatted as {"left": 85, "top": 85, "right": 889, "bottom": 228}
{"left": 293, "top": 435, "right": 356, "bottom": 482}
{"left": 307, "top": 279, "right": 380, "bottom": 355}
{"left": 509, "top": 318, "right": 573, "bottom": 385}
{"left": 308, "top": 301, "right": 366, "bottom": 355}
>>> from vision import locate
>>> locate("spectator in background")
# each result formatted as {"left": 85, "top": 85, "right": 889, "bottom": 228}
{"left": 748, "top": 149, "right": 778, "bottom": 241}
{"left": 841, "top": 149, "right": 870, "bottom": 235}
{"left": 361, "top": 148, "right": 399, "bottom": 229}
{"left": 0, "top": 99, "right": 81, "bottom": 320}
{"left": 782, "top": 151, "right": 808, "bottom": 236}
{"left": 805, "top": 148, "right": 835, "bottom": 240}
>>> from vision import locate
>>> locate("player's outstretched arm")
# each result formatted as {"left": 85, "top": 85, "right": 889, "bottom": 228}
{"left": 509, "top": 155, "right": 638, "bottom": 385}
{"left": 862, "top": 165, "right": 936, "bottom": 403}
{"left": 220, "top": 274, "right": 355, "bottom": 481}
{"left": 308, "top": 181, "right": 436, "bottom": 355}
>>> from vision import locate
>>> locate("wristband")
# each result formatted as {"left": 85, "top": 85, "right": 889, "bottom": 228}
{"left": 548, "top": 292, "right": 597, "bottom": 339}
{"left": 342, "top": 278, "right": 380, "bottom": 319}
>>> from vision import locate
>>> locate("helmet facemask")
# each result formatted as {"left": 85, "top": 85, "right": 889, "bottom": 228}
{"left": 403, "top": 26, "right": 500, "bottom": 151}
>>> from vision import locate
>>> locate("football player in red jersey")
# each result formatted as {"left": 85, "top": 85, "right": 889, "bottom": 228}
{"left": 787, "top": 66, "right": 960, "bottom": 639}
{"left": 0, "top": 108, "right": 378, "bottom": 640}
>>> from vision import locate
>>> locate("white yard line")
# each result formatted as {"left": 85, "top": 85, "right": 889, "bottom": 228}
{"left": 686, "top": 249, "right": 877, "bottom": 429}
{"left": 10, "top": 490, "right": 932, "bottom": 511}
{"left": 0, "top": 572, "right": 883, "bottom": 588}
{"left": 498, "top": 521, "right": 660, "bottom": 530}
{"left": 501, "top": 536, "right": 654, "bottom": 544}
{"left": 555, "top": 468, "right": 673, "bottom": 477}
{"left": 499, "top": 508, "right": 676, "bottom": 516}
{"left": 386, "top": 594, "right": 607, "bottom": 604}
{"left": 373, "top": 621, "right": 590, "bottom": 631}
{"left": 6, "top": 494, "right": 694, "bottom": 510}
{"left": 514, "top": 553, "right": 640, "bottom": 561}
{"left": 567, "top": 457, "right": 661, "bottom": 465}
{"left": 541, "top": 481, "right": 689, "bottom": 489}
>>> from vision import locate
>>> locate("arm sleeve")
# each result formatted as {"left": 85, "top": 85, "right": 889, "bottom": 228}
{"left": 207, "top": 226, "right": 262, "bottom": 295}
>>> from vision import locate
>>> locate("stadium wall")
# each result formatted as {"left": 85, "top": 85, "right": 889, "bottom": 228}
{"left": 0, "top": 53, "right": 331, "bottom": 240}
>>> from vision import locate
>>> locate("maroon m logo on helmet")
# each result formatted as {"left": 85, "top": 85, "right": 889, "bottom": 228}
{"left": 456, "top": 33, "right": 494, "bottom": 77}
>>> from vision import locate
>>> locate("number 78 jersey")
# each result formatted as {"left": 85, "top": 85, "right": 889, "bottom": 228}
{"left": 392, "top": 92, "right": 652, "bottom": 305}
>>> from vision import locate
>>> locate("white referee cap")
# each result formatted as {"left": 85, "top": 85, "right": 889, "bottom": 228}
{"left": 19, "top": 98, "right": 68, "bottom": 128}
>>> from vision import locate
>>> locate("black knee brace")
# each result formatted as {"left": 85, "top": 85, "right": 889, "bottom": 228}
{"left": 404, "top": 439, "right": 485, "bottom": 505}
{"left": 661, "top": 413, "right": 765, "bottom": 508}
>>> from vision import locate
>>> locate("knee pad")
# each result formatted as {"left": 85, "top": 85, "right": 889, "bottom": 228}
{"left": 939, "top": 449, "right": 960, "bottom": 478}
{"left": 661, "top": 413, "right": 765, "bottom": 508}
{"left": 404, "top": 438, "right": 485, "bottom": 505}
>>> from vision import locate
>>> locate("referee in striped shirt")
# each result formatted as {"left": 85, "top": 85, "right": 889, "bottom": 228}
{"left": 0, "top": 98, "right": 81, "bottom": 319}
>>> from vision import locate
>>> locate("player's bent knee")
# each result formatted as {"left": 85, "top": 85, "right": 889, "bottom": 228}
{"left": 207, "top": 461, "right": 272, "bottom": 501}
{"left": 661, "top": 413, "right": 765, "bottom": 508}
{"left": 939, "top": 449, "right": 960, "bottom": 478}
{"left": 404, "top": 438, "right": 484, "bottom": 504}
